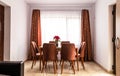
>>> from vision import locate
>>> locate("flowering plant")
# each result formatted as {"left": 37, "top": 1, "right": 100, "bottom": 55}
{"left": 53, "top": 35, "right": 60, "bottom": 41}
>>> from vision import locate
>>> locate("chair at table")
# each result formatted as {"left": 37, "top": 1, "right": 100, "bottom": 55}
{"left": 59, "top": 41, "right": 70, "bottom": 65}
{"left": 61, "top": 43, "right": 77, "bottom": 74}
{"left": 76, "top": 41, "right": 86, "bottom": 70}
{"left": 42, "top": 43, "right": 58, "bottom": 74}
{"left": 31, "top": 41, "right": 43, "bottom": 70}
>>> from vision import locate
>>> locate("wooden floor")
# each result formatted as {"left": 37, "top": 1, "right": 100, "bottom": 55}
{"left": 24, "top": 60, "right": 115, "bottom": 76}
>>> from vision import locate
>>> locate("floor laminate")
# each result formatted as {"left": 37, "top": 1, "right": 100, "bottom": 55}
{"left": 24, "top": 60, "right": 115, "bottom": 76}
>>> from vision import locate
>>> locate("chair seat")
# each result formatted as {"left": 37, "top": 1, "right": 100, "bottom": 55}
{"left": 36, "top": 53, "right": 40, "bottom": 56}
{"left": 78, "top": 53, "right": 80, "bottom": 56}
{"left": 75, "top": 53, "right": 80, "bottom": 57}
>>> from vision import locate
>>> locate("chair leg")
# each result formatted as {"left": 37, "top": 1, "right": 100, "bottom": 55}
{"left": 71, "top": 61, "right": 75, "bottom": 74}
{"left": 77, "top": 57, "right": 79, "bottom": 71}
{"left": 31, "top": 61, "right": 34, "bottom": 69}
{"left": 31, "top": 58, "right": 36, "bottom": 69}
{"left": 39, "top": 56, "right": 43, "bottom": 71}
{"left": 53, "top": 61, "right": 57, "bottom": 74}
{"left": 41, "top": 61, "right": 46, "bottom": 73}
{"left": 39, "top": 59, "right": 41, "bottom": 71}
{"left": 45, "top": 61, "right": 47, "bottom": 69}
{"left": 61, "top": 60, "right": 64, "bottom": 74}
{"left": 81, "top": 57, "right": 85, "bottom": 70}
{"left": 56, "top": 60, "right": 58, "bottom": 70}
{"left": 59, "top": 60, "right": 61, "bottom": 65}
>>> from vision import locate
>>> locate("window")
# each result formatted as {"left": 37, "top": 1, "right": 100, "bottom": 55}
{"left": 41, "top": 11, "right": 81, "bottom": 47}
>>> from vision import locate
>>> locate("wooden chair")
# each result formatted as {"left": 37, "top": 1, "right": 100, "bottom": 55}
{"left": 61, "top": 43, "right": 77, "bottom": 74}
{"left": 59, "top": 41, "right": 70, "bottom": 65}
{"left": 42, "top": 43, "right": 58, "bottom": 74}
{"left": 31, "top": 41, "right": 42, "bottom": 70}
{"left": 76, "top": 42, "right": 86, "bottom": 70}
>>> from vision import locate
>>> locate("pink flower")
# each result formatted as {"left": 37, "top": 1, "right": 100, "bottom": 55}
{"left": 53, "top": 36, "right": 60, "bottom": 41}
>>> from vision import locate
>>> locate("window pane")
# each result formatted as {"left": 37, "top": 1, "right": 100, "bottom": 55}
{"left": 67, "top": 17, "right": 81, "bottom": 47}
{"left": 41, "top": 16, "right": 67, "bottom": 44}
{"left": 41, "top": 11, "right": 81, "bottom": 48}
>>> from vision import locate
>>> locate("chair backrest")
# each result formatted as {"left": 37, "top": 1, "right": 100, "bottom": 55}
{"left": 80, "top": 42, "right": 86, "bottom": 57}
{"left": 61, "top": 43, "right": 76, "bottom": 60}
{"left": 43, "top": 43, "right": 57, "bottom": 61}
{"left": 49, "top": 41, "right": 55, "bottom": 44}
{"left": 31, "top": 41, "right": 39, "bottom": 58}
{"left": 61, "top": 41, "right": 70, "bottom": 45}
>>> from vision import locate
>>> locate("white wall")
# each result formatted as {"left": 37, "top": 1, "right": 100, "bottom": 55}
{"left": 0, "top": 0, "right": 30, "bottom": 61}
{"left": 94, "top": 0, "right": 116, "bottom": 71}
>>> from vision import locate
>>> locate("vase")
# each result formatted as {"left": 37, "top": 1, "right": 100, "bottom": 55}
{"left": 56, "top": 43, "right": 58, "bottom": 47}
{"left": 55, "top": 40, "right": 58, "bottom": 47}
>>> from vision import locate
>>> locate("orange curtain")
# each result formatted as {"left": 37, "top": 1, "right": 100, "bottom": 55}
{"left": 29, "top": 9, "right": 42, "bottom": 59}
{"left": 81, "top": 9, "right": 92, "bottom": 61}
{"left": 30, "top": 9, "right": 41, "bottom": 46}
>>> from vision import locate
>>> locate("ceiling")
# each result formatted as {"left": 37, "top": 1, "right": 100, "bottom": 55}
{"left": 25, "top": 0, "right": 97, "bottom": 5}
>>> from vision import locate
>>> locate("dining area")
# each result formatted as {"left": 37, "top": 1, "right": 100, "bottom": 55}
{"left": 30, "top": 40, "right": 86, "bottom": 74}
{"left": 27, "top": 9, "right": 106, "bottom": 75}
{"left": 25, "top": 39, "right": 115, "bottom": 76}
{"left": 23, "top": 8, "right": 116, "bottom": 76}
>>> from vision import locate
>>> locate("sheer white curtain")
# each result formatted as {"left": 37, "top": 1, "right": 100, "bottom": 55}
{"left": 41, "top": 11, "right": 81, "bottom": 48}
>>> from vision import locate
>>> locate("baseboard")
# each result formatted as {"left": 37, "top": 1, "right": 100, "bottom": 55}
{"left": 94, "top": 60, "right": 113, "bottom": 74}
